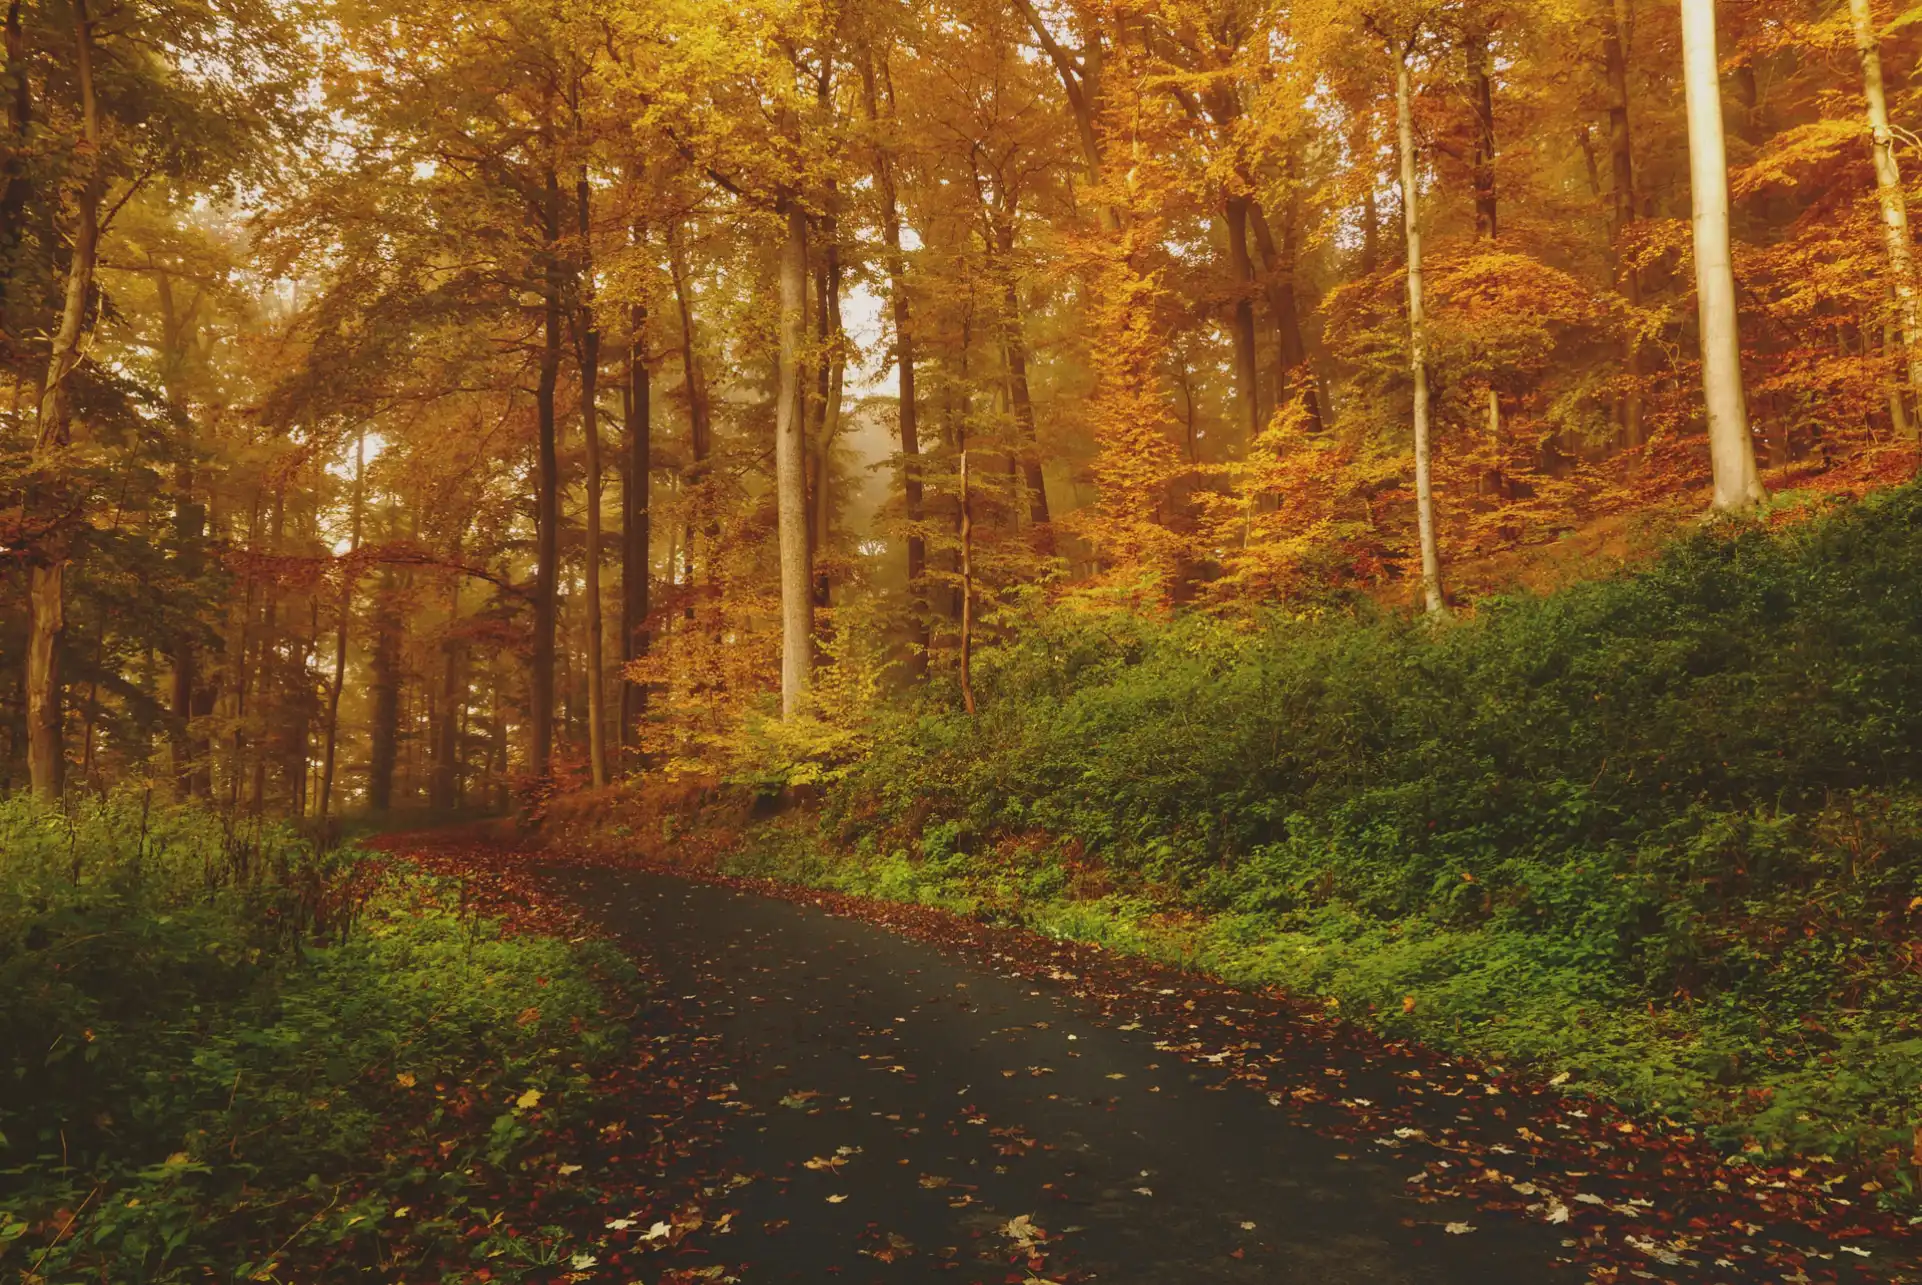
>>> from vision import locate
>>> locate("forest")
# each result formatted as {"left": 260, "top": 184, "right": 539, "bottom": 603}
{"left": 6, "top": 0, "right": 1922, "bottom": 1277}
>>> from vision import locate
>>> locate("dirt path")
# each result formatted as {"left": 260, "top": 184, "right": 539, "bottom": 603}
{"left": 549, "top": 863, "right": 1576, "bottom": 1284}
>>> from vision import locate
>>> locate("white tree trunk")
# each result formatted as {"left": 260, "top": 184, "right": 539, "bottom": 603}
{"left": 775, "top": 202, "right": 813, "bottom": 717}
{"left": 1396, "top": 52, "right": 1446, "bottom": 618}
{"left": 1679, "top": 0, "right": 1763, "bottom": 511}
{"left": 1851, "top": 0, "right": 1922, "bottom": 436}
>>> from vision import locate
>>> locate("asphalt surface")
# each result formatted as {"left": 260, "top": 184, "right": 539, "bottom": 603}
{"left": 549, "top": 864, "right": 1576, "bottom": 1284}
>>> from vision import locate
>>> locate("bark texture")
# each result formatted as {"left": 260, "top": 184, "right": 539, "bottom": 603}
{"left": 775, "top": 202, "right": 813, "bottom": 717}
{"left": 1396, "top": 50, "right": 1447, "bottom": 617}
{"left": 1679, "top": 0, "right": 1764, "bottom": 511}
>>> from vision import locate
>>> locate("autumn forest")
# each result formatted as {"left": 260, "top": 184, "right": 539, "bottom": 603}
{"left": 4, "top": 0, "right": 1917, "bottom": 808}
{"left": 8, "top": 0, "right": 1922, "bottom": 1276}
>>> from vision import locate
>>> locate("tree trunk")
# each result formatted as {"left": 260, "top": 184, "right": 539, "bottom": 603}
{"left": 1396, "top": 49, "right": 1447, "bottom": 618}
{"left": 168, "top": 493, "right": 204, "bottom": 798}
{"left": 1605, "top": 0, "right": 1645, "bottom": 445}
{"left": 1248, "top": 199, "right": 1325, "bottom": 432}
{"left": 775, "top": 201, "right": 812, "bottom": 718}
{"left": 809, "top": 219, "right": 845, "bottom": 610}
{"left": 1011, "top": 0, "right": 1115, "bottom": 232}
{"left": 667, "top": 222, "right": 710, "bottom": 594}
{"left": 25, "top": 0, "right": 103, "bottom": 797}
{"left": 958, "top": 446, "right": 976, "bottom": 717}
{"left": 1362, "top": 175, "right": 1380, "bottom": 276}
{"left": 317, "top": 432, "right": 366, "bottom": 824}
{"left": 367, "top": 549, "right": 402, "bottom": 812}
{"left": 864, "top": 51, "right": 928, "bottom": 675}
{"left": 1851, "top": 0, "right": 1922, "bottom": 435}
{"left": 989, "top": 212, "right": 1051, "bottom": 531}
{"left": 252, "top": 488, "right": 283, "bottom": 814}
{"left": 430, "top": 541, "right": 463, "bottom": 813}
{"left": 532, "top": 166, "right": 563, "bottom": 777}
{"left": 154, "top": 270, "right": 212, "bottom": 799}
{"left": 1679, "top": 0, "right": 1763, "bottom": 511}
{"left": 667, "top": 223, "right": 711, "bottom": 461}
{"left": 1466, "top": 23, "right": 1498, "bottom": 240}
{"left": 622, "top": 293, "right": 650, "bottom": 768}
{"left": 577, "top": 175, "right": 608, "bottom": 788}
{"left": 1224, "top": 196, "right": 1262, "bottom": 439}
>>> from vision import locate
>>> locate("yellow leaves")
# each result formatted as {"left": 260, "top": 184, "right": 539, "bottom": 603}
{"left": 514, "top": 1087, "right": 543, "bottom": 1110}
{"left": 395, "top": 1072, "right": 416, "bottom": 1088}
{"left": 1731, "top": 119, "right": 1864, "bottom": 199}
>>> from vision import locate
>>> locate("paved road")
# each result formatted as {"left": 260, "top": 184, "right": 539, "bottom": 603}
{"left": 549, "top": 864, "right": 1574, "bottom": 1284}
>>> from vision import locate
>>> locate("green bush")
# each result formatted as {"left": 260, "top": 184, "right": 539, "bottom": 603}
{"left": 0, "top": 795, "right": 631, "bottom": 1281}
{"left": 775, "top": 484, "right": 1922, "bottom": 1173}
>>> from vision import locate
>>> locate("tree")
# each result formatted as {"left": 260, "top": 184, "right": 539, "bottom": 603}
{"left": 1679, "top": 0, "right": 1762, "bottom": 512}
{"left": 1849, "top": 0, "right": 1921, "bottom": 436}
{"left": 1391, "top": 26, "right": 1449, "bottom": 616}
{"left": 775, "top": 200, "right": 812, "bottom": 716}
{"left": 23, "top": 0, "right": 104, "bottom": 796}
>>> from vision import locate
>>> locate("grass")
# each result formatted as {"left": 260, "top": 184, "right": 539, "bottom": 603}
{"left": 0, "top": 794, "right": 637, "bottom": 1282}
{"left": 720, "top": 482, "right": 1922, "bottom": 1193}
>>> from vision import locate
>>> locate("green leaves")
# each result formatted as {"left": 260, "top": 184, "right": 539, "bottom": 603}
{"left": 772, "top": 483, "right": 1922, "bottom": 1179}
{"left": 0, "top": 797, "right": 635, "bottom": 1280}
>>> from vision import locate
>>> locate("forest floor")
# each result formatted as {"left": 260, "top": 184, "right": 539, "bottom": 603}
{"left": 384, "top": 830, "right": 1922, "bottom": 1285}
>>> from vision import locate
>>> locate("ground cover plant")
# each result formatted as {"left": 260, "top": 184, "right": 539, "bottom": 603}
{"left": 720, "top": 484, "right": 1922, "bottom": 1190}
{"left": 0, "top": 799, "right": 715, "bottom": 1282}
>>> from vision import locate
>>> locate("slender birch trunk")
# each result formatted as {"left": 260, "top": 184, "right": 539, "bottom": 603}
{"left": 775, "top": 201, "right": 812, "bottom": 717}
{"left": 1850, "top": 0, "right": 1922, "bottom": 436}
{"left": 1395, "top": 46, "right": 1447, "bottom": 618}
{"left": 1679, "top": 0, "right": 1764, "bottom": 511}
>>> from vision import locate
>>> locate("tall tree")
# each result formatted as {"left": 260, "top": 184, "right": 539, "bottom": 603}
{"left": 861, "top": 46, "right": 928, "bottom": 673}
{"left": 775, "top": 200, "right": 812, "bottom": 716}
{"left": 533, "top": 162, "right": 564, "bottom": 776}
{"left": 621, "top": 282, "right": 651, "bottom": 767}
{"left": 576, "top": 172, "right": 609, "bottom": 788}
{"left": 24, "top": 0, "right": 105, "bottom": 797}
{"left": 1679, "top": 0, "right": 1762, "bottom": 512}
{"left": 1603, "top": 0, "right": 1644, "bottom": 444}
{"left": 1849, "top": 0, "right": 1921, "bottom": 436}
{"left": 317, "top": 433, "right": 366, "bottom": 825}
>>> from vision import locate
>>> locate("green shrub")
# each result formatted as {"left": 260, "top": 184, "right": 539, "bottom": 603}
{"left": 0, "top": 795, "right": 631, "bottom": 1281}
{"left": 770, "top": 484, "right": 1922, "bottom": 1173}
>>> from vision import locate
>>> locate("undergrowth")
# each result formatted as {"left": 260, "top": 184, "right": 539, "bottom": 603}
{"left": 0, "top": 795, "right": 632, "bottom": 1282}
{"left": 726, "top": 482, "right": 1922, "bottom": 1192}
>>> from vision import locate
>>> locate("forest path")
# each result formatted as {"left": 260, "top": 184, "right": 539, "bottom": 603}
{"left": 545, "top": 862, "right": 1571, "bottom": 1284}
